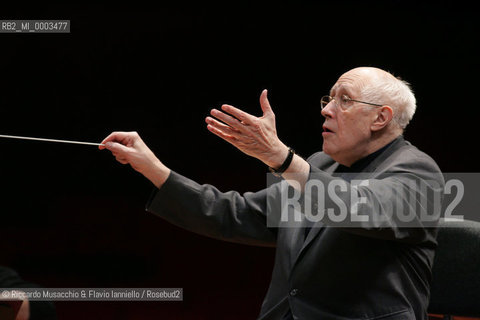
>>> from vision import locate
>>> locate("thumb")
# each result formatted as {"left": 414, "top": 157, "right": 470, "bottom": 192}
{"left": 260, "top": 89, "right": 273, "bottom": 116}
{"left": 105, "top": 141, "right": 131, "bottom": 155}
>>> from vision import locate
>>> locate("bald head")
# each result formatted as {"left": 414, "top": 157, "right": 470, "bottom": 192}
{"left": 342, "top": 67, "right": 396, "bottom": 80}
{"left": 336, "top": 67, "right": 417, "bottom": 130}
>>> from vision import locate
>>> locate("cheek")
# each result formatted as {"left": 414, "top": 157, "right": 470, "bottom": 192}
{"left": 339, "top": 112, "right": 370, "bottom": 138}
{"left": 337, "top": 116, "right": 354, "bottom": 140}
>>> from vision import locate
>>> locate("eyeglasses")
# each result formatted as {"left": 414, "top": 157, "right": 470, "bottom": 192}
{"left": 320, "top": 95, "right": 384, "bottom": 110}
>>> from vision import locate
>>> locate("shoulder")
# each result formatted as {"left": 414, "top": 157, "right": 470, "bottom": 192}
{"left": 384, "top": 139, "right": 442, "bottom": 173}
{"left": 376, "top": 138, "right": 445, "bottom": 187}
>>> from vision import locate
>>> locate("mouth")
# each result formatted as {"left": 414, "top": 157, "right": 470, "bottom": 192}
{"left": 322, "top": 126, "right": 334, "bottom": 134}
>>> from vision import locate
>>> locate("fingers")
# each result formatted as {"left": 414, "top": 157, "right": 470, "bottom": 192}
{"left": 210, "top": 89, "right": 273, "bottom": 131}
{"left": 105, "top": 141, "right": 131, "bottom": 155}
{"left": 209, "top": 108, "right": 248, "bottom": 132}
{"left": 205, "top": 116, "right": 241, "bottom": 137}
{"left": 219, "top": 104, "right": 257, "bottom": 125}
{"left": 99, "top": 132, "right": 121, "bottom": 150}
{"left": 259, "top": 89, "right": 274, "bottom": 116}
{"left": 99, "top": 131, "right": 139, "bottom": 150}
{"left": 206, "top": 122, "right": 238, "bottom": 146}
{"left": 101, "top": 131, "right": 129, "bottom": 144}
{"left": 100, "top": 132, "right": 133, "bottom": 164}
{"left": 222, "top": 104, "right": 257, "bottom": 125}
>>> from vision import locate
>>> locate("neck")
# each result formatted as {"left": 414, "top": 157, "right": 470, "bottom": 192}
{"left": 335, "top": 131, "right": 402, "bottom": 167}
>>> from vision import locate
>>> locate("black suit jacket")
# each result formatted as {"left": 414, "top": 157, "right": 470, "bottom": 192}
{"left": 146, "top": 136, "right": 444, "bottom": 319}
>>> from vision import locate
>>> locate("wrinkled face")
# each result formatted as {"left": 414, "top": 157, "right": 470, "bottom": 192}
{"left": 321, "top": 71, "right": 378, "bottom": 164}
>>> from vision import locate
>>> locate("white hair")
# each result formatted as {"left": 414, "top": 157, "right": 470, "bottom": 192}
{"left": 360, "top": 72, "right": 417, "bottom": 130}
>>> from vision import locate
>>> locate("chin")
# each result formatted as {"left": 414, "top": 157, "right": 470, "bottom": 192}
{"left": 322, "top": 142, "right": 334, "bottom": 156}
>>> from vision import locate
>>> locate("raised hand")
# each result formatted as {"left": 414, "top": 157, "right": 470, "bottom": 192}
{"left": 205, "top": 89, "right": 289, "bottom": 169}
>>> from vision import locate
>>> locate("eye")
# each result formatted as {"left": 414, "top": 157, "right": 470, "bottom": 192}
{"left": 340, "top": 95, "right": 351, "bottom": 104}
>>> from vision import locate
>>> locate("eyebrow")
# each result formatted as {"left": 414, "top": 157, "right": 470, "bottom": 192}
{"left": 330, "top": 85, "right": 353, "bottom": 97}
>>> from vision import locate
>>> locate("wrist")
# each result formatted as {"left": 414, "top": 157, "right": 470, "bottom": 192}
{"left": 144, "top": 158, "right": 171, "bottom": 188}
{"left": 268, "top": 146, "right": 295, "bottom": 177}
{"left": 265, "top": 143, "right": 289, "bottom": 169}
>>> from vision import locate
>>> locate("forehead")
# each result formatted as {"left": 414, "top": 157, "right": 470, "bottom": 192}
{"left": 329, "top": 71, "right": 366, "bottom": 96}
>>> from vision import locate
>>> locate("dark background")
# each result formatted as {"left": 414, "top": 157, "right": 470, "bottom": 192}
{"left": 0, "top": 3, "right": 478, "bottom": 319}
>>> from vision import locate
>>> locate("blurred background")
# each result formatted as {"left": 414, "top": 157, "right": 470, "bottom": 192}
{"left": 0, "top": 2, "right": 478, "bottom": 319}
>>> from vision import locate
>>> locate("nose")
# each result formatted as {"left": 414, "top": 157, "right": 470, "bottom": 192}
{"left": 321, "top": 100, "right": 335, "bottom": 119}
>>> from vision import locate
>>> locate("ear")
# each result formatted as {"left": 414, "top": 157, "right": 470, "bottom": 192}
{"left": 370, "top": 105, "right": 394, "bottom": 132}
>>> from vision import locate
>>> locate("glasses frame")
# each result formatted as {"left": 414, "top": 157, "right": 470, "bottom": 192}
{"left": 321, "top": 95, "right": 384, "bottom": 110}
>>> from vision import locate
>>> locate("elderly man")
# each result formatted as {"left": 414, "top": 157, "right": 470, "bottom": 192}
{"left": 100, "top": 67, "right": 444, "bottom": 319}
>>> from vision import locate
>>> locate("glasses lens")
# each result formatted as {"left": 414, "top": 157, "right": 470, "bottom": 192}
{"left": 339, "top": 95, "right": 353, "bottom": 110}
{"left": 320, "top": 96, "right": 332, "bottom": 109}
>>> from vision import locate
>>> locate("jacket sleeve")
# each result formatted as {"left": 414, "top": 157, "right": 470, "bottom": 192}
{"left": 146, "top": 170, "right": 277, "bottom": 247}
